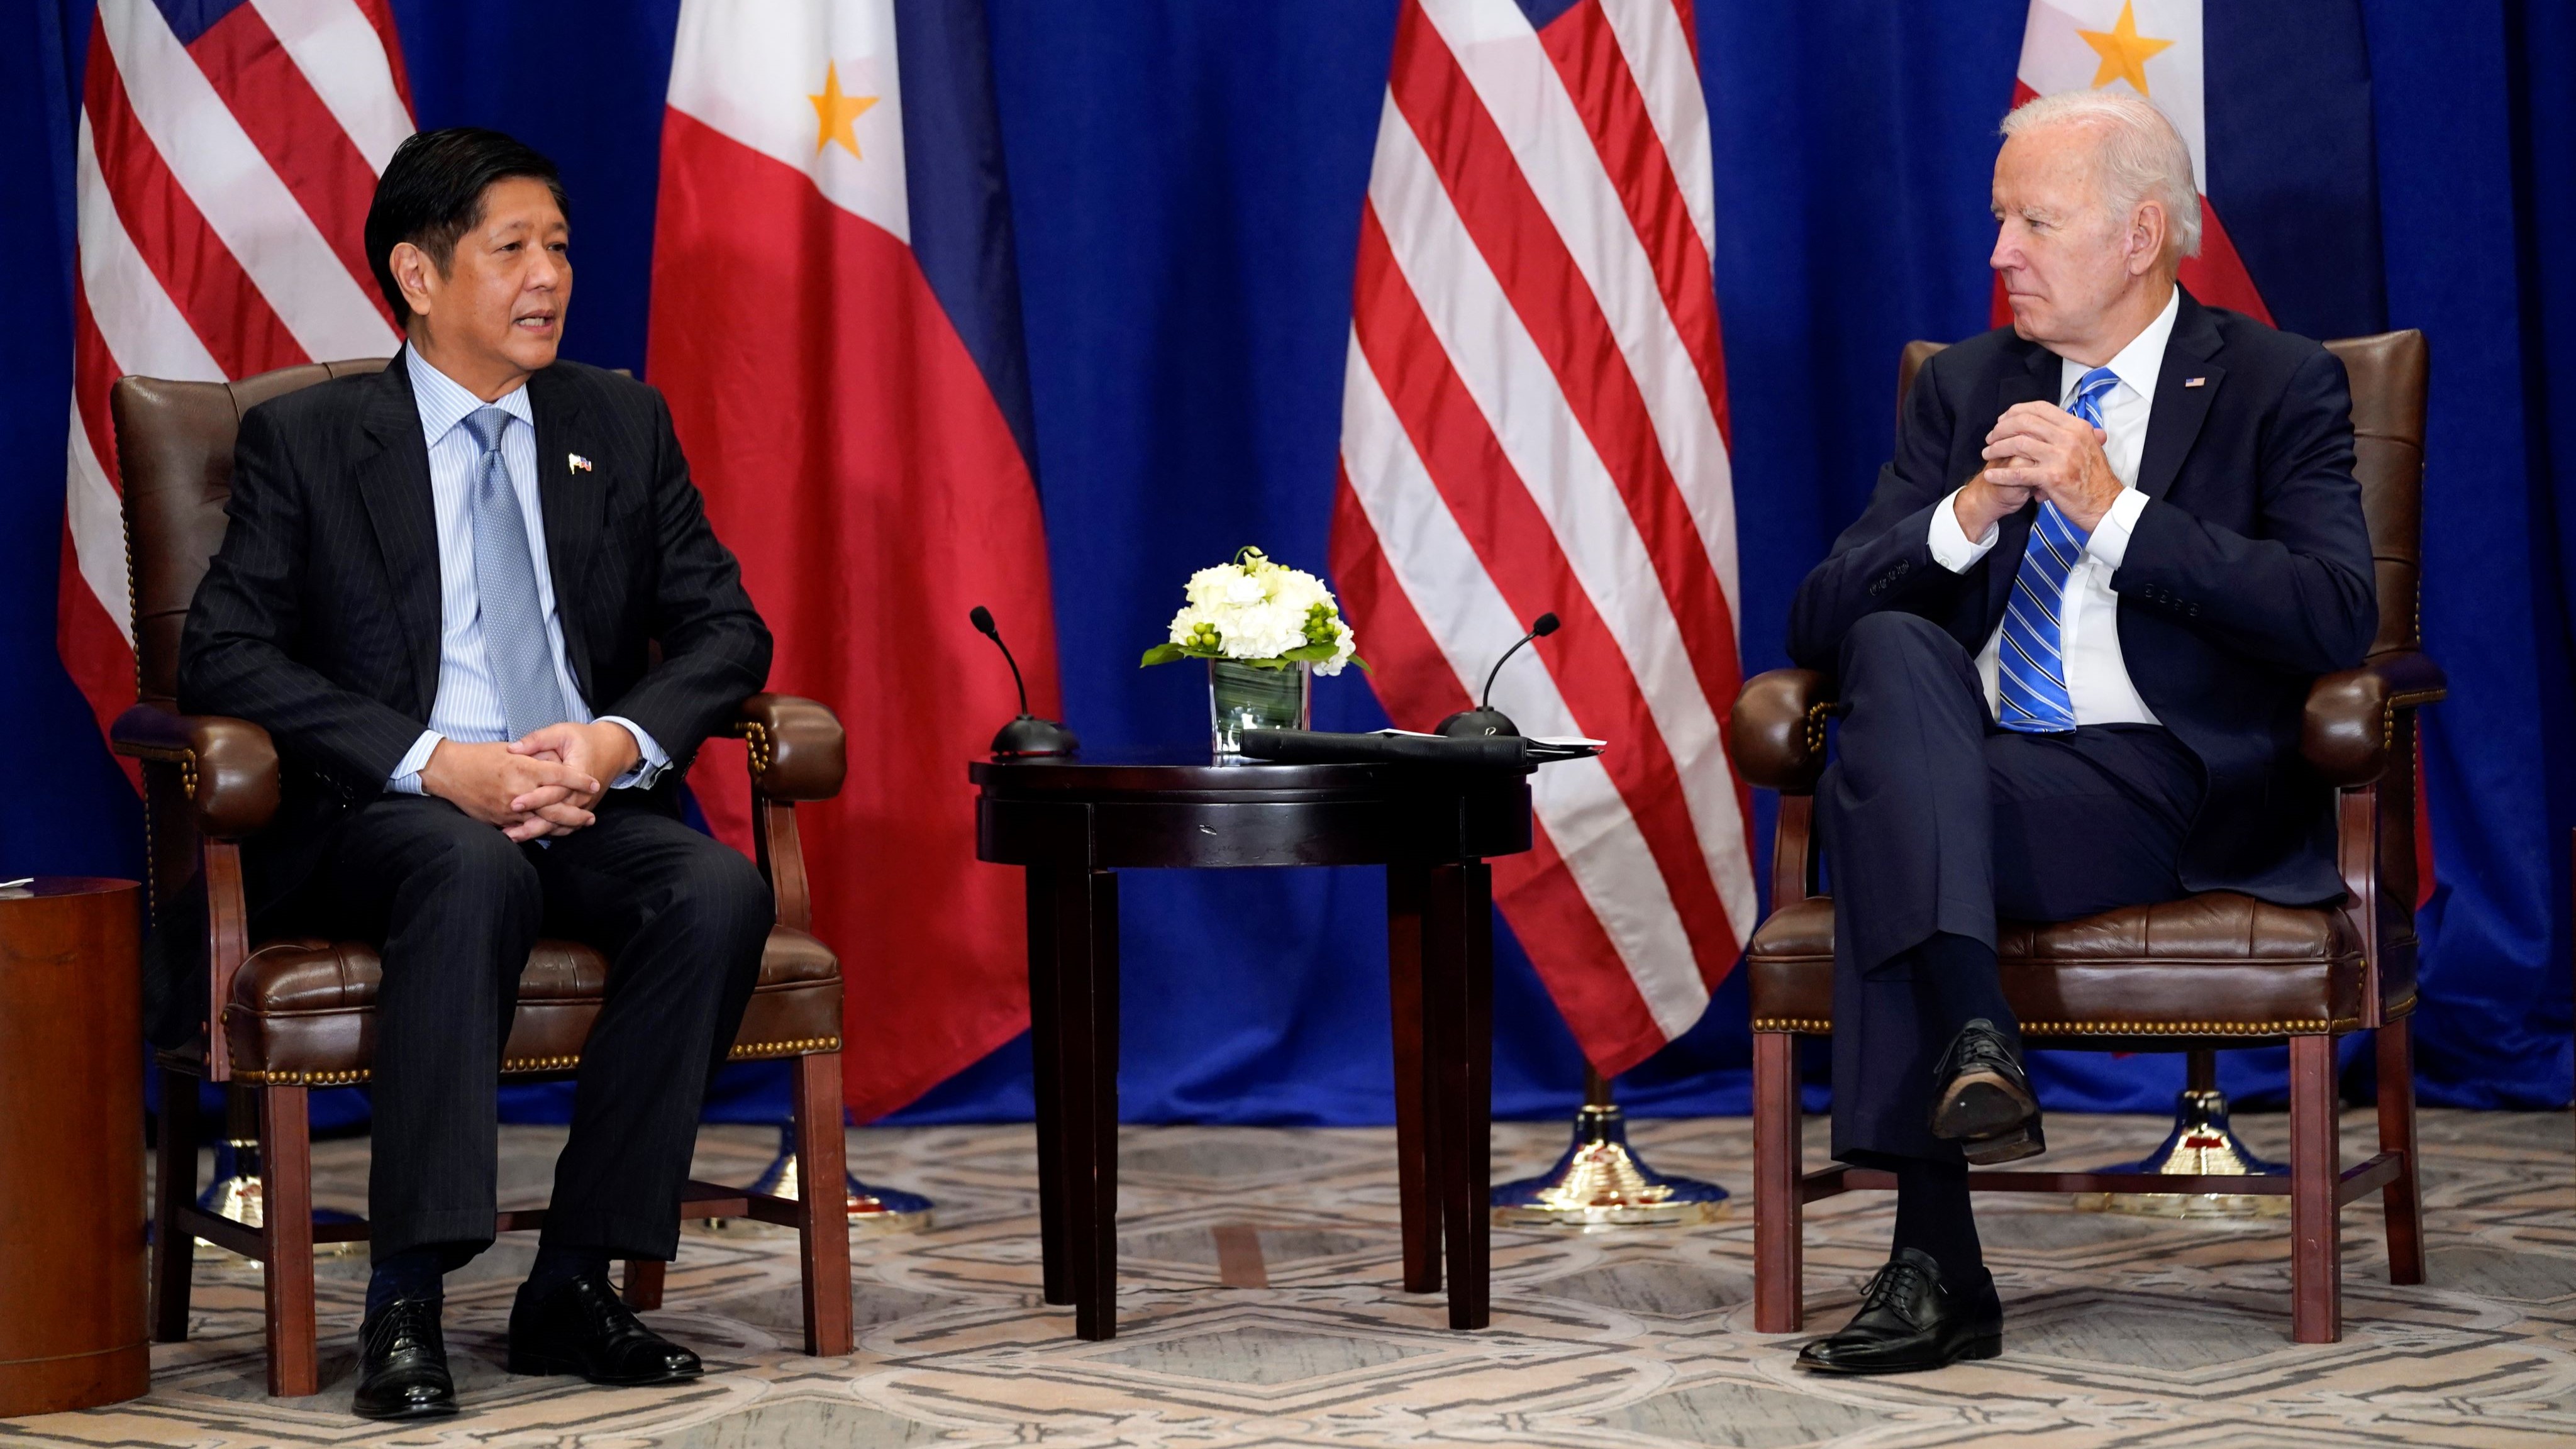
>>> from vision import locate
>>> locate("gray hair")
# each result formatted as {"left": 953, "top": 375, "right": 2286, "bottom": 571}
{"left": 2001, "top": 89, "right": 2201, "bottom": 261}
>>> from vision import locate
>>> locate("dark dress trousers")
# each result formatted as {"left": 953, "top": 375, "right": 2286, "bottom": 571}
{"left": 1785, "top": 291, "right": 2378, "bottom": 1163}
{"left": 178, "top": 354, "right": 775, "bottom": 1262}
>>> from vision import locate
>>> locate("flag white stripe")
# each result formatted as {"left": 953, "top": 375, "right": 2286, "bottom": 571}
{"left": 1598, "top": 0, "right": 1715, "bottom": 257}
{"left": 76, "top": 112, "right": 226, "bottom": 384}
{"left": 1341, "top": 335, "right": 1707, "bottom": 1037}
{"left": 1369, "top": 95, "right": 1758, "bottom": 940}
{"left": 248, "top": 0, "right": 413, "bottom": 174}
{"left": 65, "top": 404, "right": 136, "bottom": 648}
{"left": 1414, "top": 0, "right": 1741, "bottom": 624}
{"left": 96, "top": 0, "right": 399, "bottom": 362}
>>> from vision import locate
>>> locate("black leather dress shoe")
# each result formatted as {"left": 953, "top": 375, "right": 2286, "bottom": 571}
{"left": 1928, "top": 1018, "right": 2045, "bottom": 1165}
{"left": 507, "top": 1272, "right": 702, "bottom": 1385}
{"left": 1794, "top": 1248, "right": 2001, "bottom": 1374}
{"left": 352, "top": 1296, "right": 457, "bottom": 1420}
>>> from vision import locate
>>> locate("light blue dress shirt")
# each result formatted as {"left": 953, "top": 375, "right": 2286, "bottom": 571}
{"left": 387, "top": 347, "right": 668, "bottom": 794}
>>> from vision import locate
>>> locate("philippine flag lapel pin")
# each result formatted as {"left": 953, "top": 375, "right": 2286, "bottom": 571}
{"left": 569, "top": 453, "right": 594, "bottom": 473}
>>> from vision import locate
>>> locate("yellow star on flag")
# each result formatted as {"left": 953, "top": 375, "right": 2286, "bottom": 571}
{"left": 2078, "top": 1, "right": 2175, "bottom": 96}
{"left": 808, "top": 62, "right": 878, "bottom": 159}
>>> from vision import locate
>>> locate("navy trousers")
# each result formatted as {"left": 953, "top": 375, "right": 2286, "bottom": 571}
{"left": 1819, "top": 612, "right": 2204, "bottom": 1163}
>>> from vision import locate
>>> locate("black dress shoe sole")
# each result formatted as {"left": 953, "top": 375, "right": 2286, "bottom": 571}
{"left": 505, "top": 1348, "right": 702, "bottom": 1386}
{"left": 353, "top": 1395, "right": 459, "bottom": 1421}
{"left": 1930, "top": 1072, "right": 2039, "bottom": 1141}
{"left": 1796, "top": 1332, "right": 2002, "bottom": 1375}
{"left": 1961, "top": 1121, "right": 2046, "bottom": 1165}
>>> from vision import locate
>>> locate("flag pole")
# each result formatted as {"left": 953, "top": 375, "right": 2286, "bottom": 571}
{"left": 1490, "top": 1066, "right": 1726, "bottom": 1226}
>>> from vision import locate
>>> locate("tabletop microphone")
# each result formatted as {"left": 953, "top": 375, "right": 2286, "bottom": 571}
{"left": 970, "top": 606, "right": 1079, "bottom": 757}
{"left": 1438, "top": 611, "right": 1558, "bottom": 738}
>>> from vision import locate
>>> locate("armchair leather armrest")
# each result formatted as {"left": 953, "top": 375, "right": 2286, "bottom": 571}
{"left": 2302, "top": 652, "right": 2446, "bottom": 786}
{"left": 736, "top": 693, "right": 846, "bottom": 801}
{"left": 1728, "top": 669, "right": 1838, "bottom": 794}
{"left": 109, "top": 704, "right": 281, "bottom": 836}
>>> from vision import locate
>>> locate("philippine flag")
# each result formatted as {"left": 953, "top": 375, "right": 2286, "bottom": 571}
{"left": 647, "top": 0, "right": 1062, "bottom": 1119}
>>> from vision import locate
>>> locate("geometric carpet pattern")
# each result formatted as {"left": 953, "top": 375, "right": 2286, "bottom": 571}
{"left": 4, "top": 1109, "right": 2572, "bottom": 1448}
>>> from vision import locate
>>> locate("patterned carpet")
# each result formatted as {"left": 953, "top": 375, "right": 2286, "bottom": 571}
{"left": 5, "top": 1109, "right": 2573, "bottom": 1448}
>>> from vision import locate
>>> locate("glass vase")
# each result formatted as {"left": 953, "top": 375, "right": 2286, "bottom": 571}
{"left": 1208, "top": 659, "right": 1311, "bottom": 757}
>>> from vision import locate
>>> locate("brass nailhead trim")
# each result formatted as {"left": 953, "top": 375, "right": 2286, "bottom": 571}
{"left": 735, "top": 720, "right": 775, "bottom": 775}
{"left": 1752, "top": 1016, "right": 2358, "bottom": 1037}
{"left": 228, "top": 1036, "right": 839, "bottom": 1085}
{"left": 1802, "top": 701, "right": 1833, "bottom": 757}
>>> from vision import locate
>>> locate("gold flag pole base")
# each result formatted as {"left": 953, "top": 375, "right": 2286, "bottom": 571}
{"left": 1491, "top": 1069, "right": 1727, "bottom": 1228}
{"left": 703, "top": 1123, "right": 934, "bottom": 1236}
{"left": 194, "top": 1090, "right": 362, "bottom": 1258}
{"left": 2075, "top": 1051, "right": 2288, "bottom": 1219}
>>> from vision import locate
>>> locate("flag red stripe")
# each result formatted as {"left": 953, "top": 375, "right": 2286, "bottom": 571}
{"left": 1668, "top": 0, "right": 1700, "bottom": 72}
{"left": 1535, "top": 0, "right": 1732, "bottom": 450}
{"left": 1330, "top": 476, "right": 1670, "bottom": 1072}
{"left": 2176, "top": 199, "right": 2275, "bottom": 326}
{"left": 188, "top": 4, "right": 398, "bottom": 329}
{"left": 1354, "top": 207, "right": 1743, "bottom": 976}
{"left": 72, "top": 286, "right": 123, "bottom": 489}
{"left": 350, "top": 0, "right": 413, "bottom": 111}
{"left": 1387, "top": 18, "right": 1745, "bottom": 725}
{"left": 56, "top": 535, "right": 139, "bottom": 785}
{"left": 85, "top": 45, "right": 309, "bottom": 379}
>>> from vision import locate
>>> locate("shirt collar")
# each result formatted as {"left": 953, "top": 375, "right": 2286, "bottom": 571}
{"left": 2062, "top": 284, "right": 2180, "bottom": 404}
{"left": 404, "top": 344, "right": 534, "bottom": 448}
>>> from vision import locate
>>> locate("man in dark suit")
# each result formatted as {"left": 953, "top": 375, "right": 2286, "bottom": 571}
{"left": 1782, "top": 91, "right": 2377, "bottom": 1375}
{"left": 180, "top": 128, "right": 775, "bottom": 1419}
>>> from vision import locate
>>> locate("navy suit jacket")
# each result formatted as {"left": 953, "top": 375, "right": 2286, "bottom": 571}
{"left": 1785, "top": 290, "right": 2377, "bottom": 906}
{"left": 179, "top": 352, "right": 772, "bottom": 917}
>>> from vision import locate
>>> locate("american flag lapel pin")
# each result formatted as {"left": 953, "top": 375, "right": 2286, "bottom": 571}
{"left": 2184, "top": 377, "right": 2206, "bottom": 388}
{"left": 569, "top": 453, "right": 594, "bottom": 472}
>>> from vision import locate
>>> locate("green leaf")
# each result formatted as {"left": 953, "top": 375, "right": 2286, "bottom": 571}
{"left": 1350, "top": 653, "right": 1373, "bottom": 675}
{"left": 1279, "top": 642, "right": 1339, "bottom": 663}
{"left": 1139, "top": 643, "right": 1187, "bottom": 667}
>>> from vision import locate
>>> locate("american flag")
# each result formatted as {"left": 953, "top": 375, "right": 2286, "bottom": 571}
{"left": 1330, "top": 0, "right": 1754, "bottom": 1076}
{"left": 60, "top": 0, "right": 413, "bottom": 754}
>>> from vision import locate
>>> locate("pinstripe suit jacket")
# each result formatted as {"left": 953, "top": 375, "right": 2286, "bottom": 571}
{"left": 179, "top": 350, "right": 772, "bottom": 914}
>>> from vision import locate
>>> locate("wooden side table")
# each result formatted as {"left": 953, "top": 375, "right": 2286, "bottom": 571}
{"left": 974, "top": 752, "right": 1534, "bottom": 1340}
{"left": 0, "top": 877, "right": 147, "bottom": 1417}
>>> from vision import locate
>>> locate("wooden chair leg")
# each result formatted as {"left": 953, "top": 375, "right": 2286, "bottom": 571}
{"left": 2288, "top": 1034, "right": 2342, "bottom": 1344}
{"left": 2377, "top": 1017, "right": 2427, "bottom": 1285}
{"left": 792, "top": 1051, "right": 854, "bottom": 1357}
{"left": 152, "top": 1067, "right": 200, "bottom": 1343}
{"left": 1753, "top": 1031, "right": 1805, "bottom": 1333}
{"left": 622, "top": 1258, "right": 667, "bottom": 1310}
{"left": 258, "top": 1085, "right": 320, "bottom": 1397}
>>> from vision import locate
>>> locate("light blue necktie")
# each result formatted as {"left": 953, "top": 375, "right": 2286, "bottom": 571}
{"left": 461, "top": 408, "right": 570, "bottom": 738}
{"left": 1995, "top": 365, "right": 2118, "bottom": 735}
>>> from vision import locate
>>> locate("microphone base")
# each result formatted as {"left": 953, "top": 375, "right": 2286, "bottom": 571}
{"left": 1436, "top": 708, "right": 1521, "bottom": 739}
{"left": 991, "top": 715, "right": 1080, "bottom": 758}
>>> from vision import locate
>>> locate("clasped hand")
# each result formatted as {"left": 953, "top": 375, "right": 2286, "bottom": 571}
{"left": 418, "top": 721, "right": 641, "bottom": 842}
{"left": 1955, "top": 401, "right": 2122, "bottom": 540}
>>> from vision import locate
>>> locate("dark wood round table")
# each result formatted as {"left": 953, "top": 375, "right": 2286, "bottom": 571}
{"left": 972, "top": 750, "right": 1534, "bottom": 1340}
{"left": 0, "top": 877, "right": 147, "bottom": 1416}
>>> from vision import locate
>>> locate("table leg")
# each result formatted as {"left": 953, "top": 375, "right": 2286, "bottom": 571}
{"left": 1050, "top": 867, "right": 1121, "bottom": 1340}
{"left": 1426, "top": 860, "right": 1494, "bottom": 1330}
{"left": 1026, "top": 865, "right": 1069, "bottom": 1306}
{"left": 1386, "top": 862, "right": 1441, "bottom": 1294}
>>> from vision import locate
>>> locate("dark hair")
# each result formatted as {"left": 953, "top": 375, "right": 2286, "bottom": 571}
{"left": 363, "top": 127, "right": 570, "bottom": 327}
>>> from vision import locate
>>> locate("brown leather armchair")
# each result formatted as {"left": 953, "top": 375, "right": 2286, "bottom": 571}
{"left": 1731, "top": 331, "right": 2439, "bottom": 1345}
{"left": 108, "top": 360, "right": 857, "bottom": 1397}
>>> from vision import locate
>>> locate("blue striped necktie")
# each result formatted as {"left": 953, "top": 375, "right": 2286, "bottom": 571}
{"left": 1995, "top": 365, "right": 2118, "bottom": 734}
{"left": 462, "top": 408, "right": 571, "bottom": 739}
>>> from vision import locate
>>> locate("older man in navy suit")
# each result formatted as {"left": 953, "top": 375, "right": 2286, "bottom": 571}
{"left": 1784, "top": 91, "right": 2377, "bottom": 1374}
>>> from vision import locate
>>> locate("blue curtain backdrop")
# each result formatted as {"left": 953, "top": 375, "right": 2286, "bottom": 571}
{"left": 2, "top": 1, "right": 2567, "bottom": 1130}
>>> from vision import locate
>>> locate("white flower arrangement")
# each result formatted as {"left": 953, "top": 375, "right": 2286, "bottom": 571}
{"left": 1140, "top": 546, "right": 1368, "bottom": 677}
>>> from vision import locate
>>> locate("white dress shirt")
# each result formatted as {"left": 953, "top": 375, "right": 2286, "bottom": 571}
{"left": 387, "top": 347, "right": 667, "bottom": 792}
{"left": 1928, "top": 286, "right": 2179, "bottom": 726}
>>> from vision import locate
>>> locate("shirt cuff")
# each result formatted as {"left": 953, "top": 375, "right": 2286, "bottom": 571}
{"left": 387, "top": 730, "right": 443, "bottom": 796}
{"left": 2086, "top": 487, "right": 2151, "bottom": 569}
{"left": 597, "top": 716, "right": 669, "bottom": 790}
{"left": 1928, "top": 487, "right": 2001, "bottom": 573}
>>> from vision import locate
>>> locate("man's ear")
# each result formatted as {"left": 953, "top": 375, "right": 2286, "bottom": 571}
{"left": 389, "top": 240, "right": 437, "bottom": 323}
{"left": 2129, "top": 201, "right": 2167, "bottom": 277}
